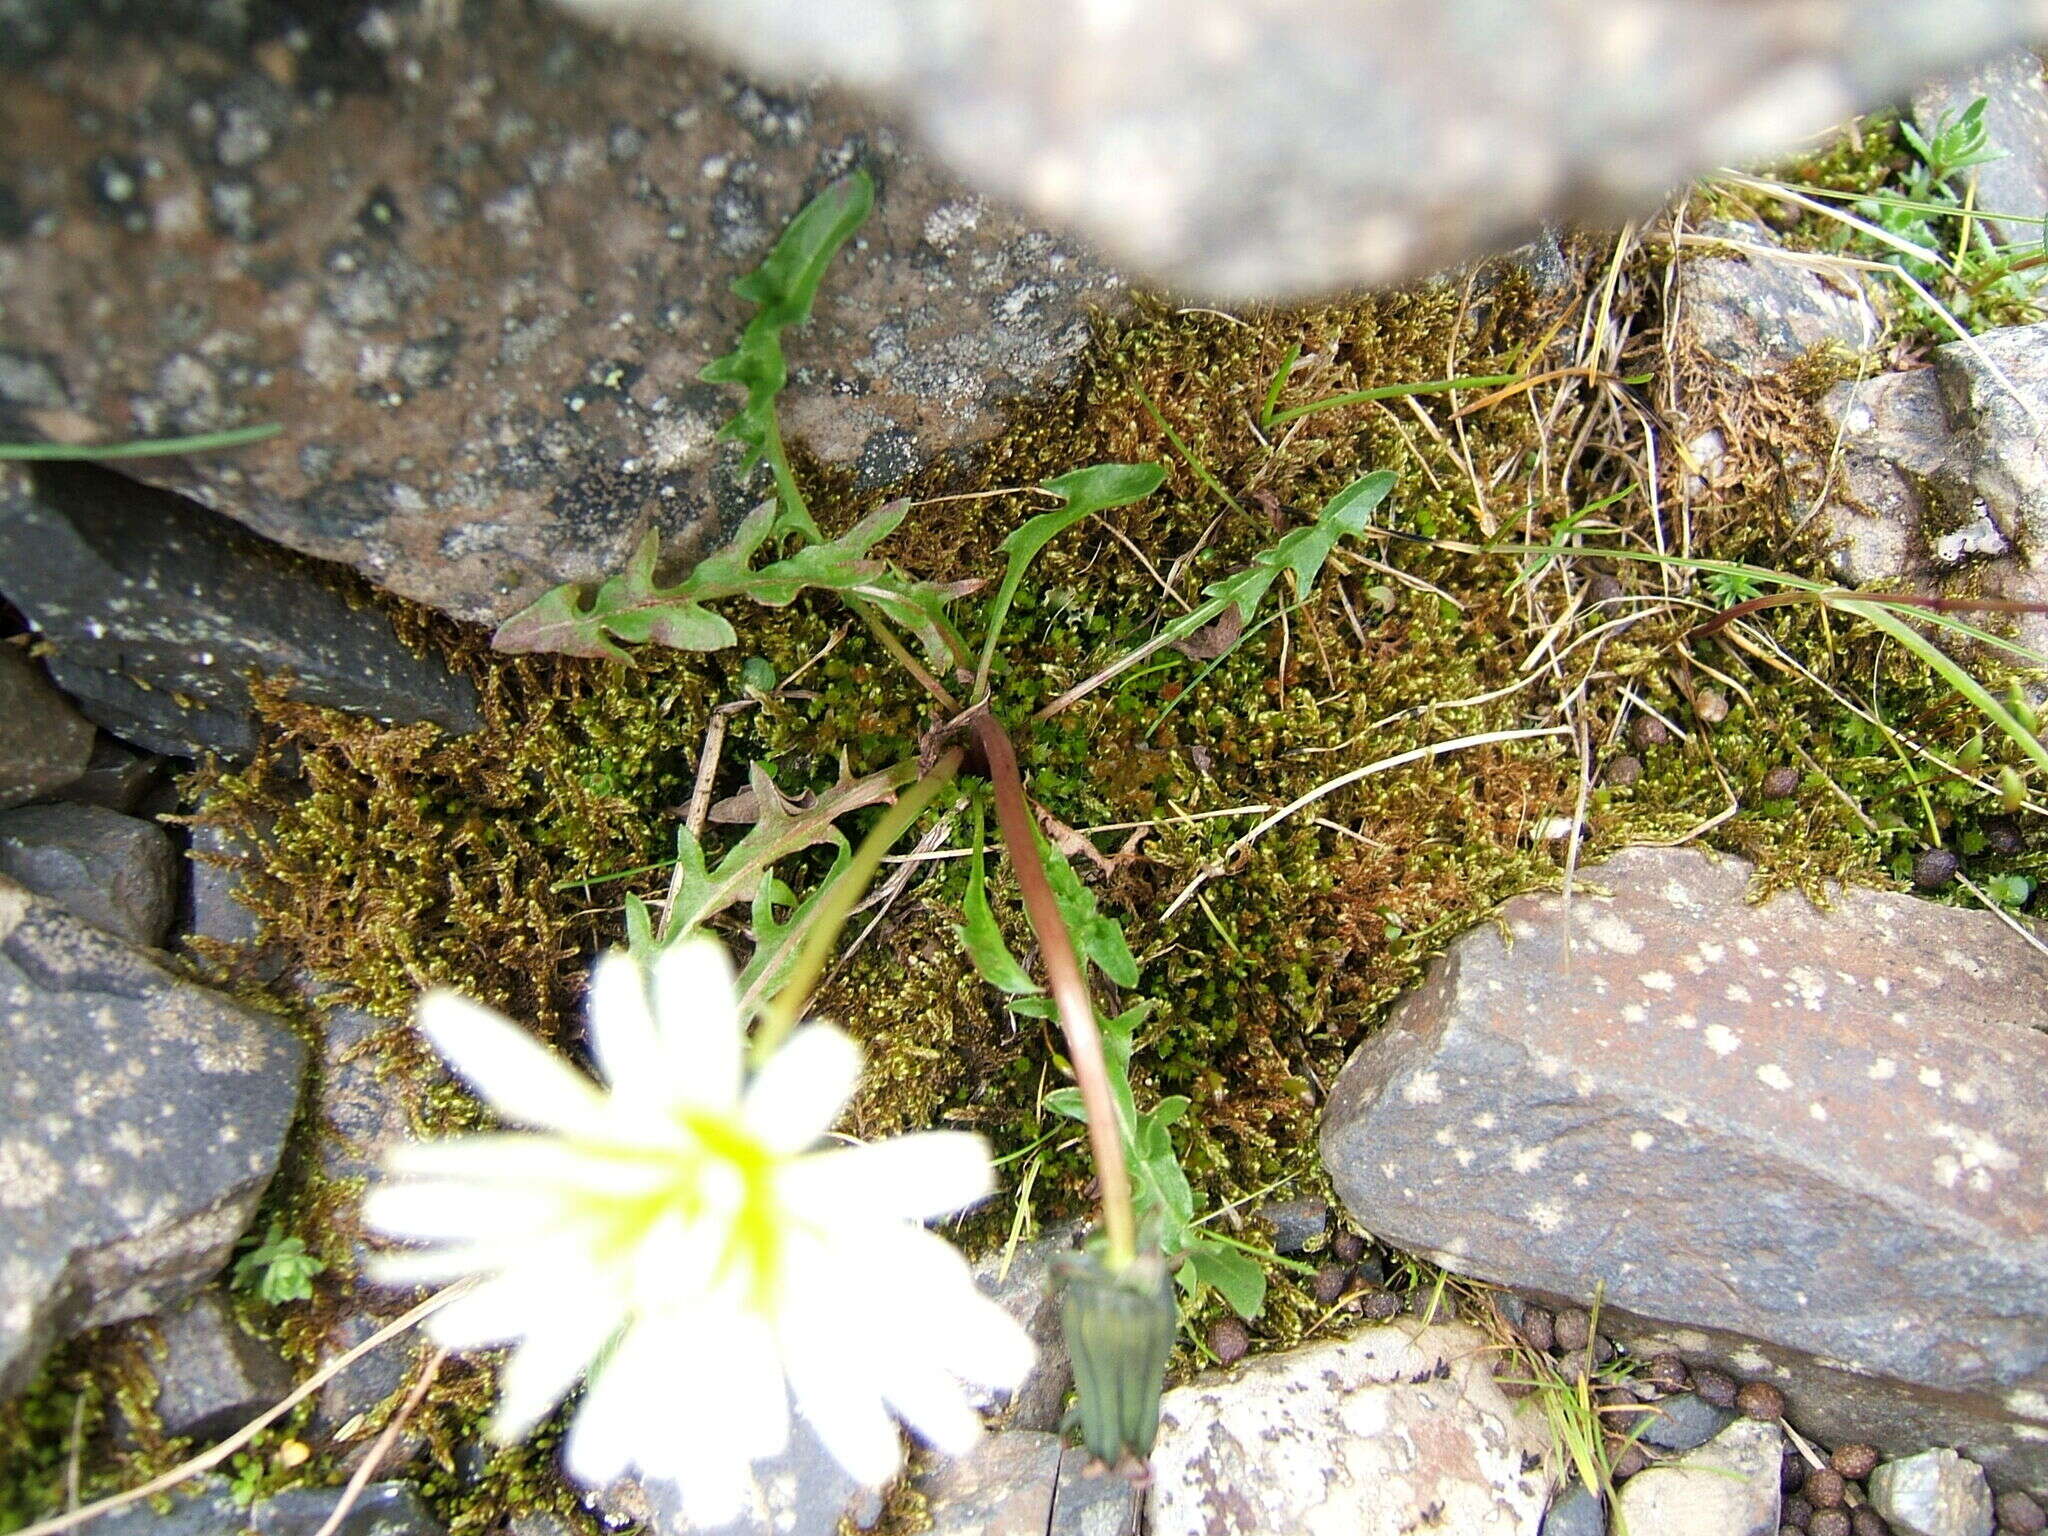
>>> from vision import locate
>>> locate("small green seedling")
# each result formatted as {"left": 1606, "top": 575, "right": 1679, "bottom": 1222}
{"left": 232, "top": 1222, "right": 325, "bottom": 1304}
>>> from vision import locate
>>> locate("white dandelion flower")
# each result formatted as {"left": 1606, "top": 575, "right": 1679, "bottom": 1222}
{"left": 364, "top": 938, "right": 1034, "bottom": 1523}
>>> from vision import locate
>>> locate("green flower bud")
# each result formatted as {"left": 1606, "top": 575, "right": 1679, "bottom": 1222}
{"left": 1056, "top": 1244, "right": 1177, "bottom": 1467}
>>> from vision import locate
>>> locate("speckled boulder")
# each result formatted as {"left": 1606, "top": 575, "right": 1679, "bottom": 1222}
{"left": 0, "top": 0, "right": 1122, "bottom": 627}
{"left": 1146, "top": 1321, "right": 1550, "bottom": 1534}
{"left": 1613, "top": 1417, "right": 1782, "bottom": 1536}
{"left": 1320, "top": 846, "right": 2048, "bottom": 1485}
{"left": 0, "top": 875, "right": 306, "bottom": 1400}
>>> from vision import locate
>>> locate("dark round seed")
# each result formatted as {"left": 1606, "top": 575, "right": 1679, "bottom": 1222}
{"left": 1588, "top": 573, "right": 1625, "bottom": 605}
{"left": 1207, "top": 1317, "right": 1251, "bottom": 1367}
{"left": 1696, "top": 688, "right": 1730, "bottom": 725}
{"left": 1355, "top": 1288, "right": 1403, "bottom": 1322}
{"left": 1784, "top": 1495, "right": 1814, "bottom": 1528}
{"left": 1591, "top": 1335, "right": 1615, "bottom": 1365}
{"left": 1610, "top": 1443, "right": 1647, "bottom": 1480}
{"left": 1830, "top": 1444, "right": 1880, "bottom": 1480}
{"left": 1809, "top": 1510, "right": 1851, "bottom": 1536}
{"left": 1313, "top": 1264, "right": 1349, "bottom": 1307}
{"left": 1645, "top": 1353, "right": 1690, "bottom": 1393}
{"left": 1763, "top": 764, "right": 1801, "bottom": 799}
{"left": 1913, "top": 847, "right": 1960, "bottom": 889}
{"left": 1804, "top": 1467, "right": 1847, "bottom": 1509}
{"left": 1553, "top": 1306, "right": 1592, "bottom": 1352}
{"left": 1694, "top": 1367, "right": 1738, "bottom": 1408}
{"left": 1519, "top": 1306, "right": 1556, "bottom": 1353}
{"left": 1332, "top": 1231, "right": 1366, "bottom": 1265}
{"left": 1850, "top": 1508, "right": 1890, "bottom": 1536}
{"left": 1984, "top": 816, "right": 2025, "bottom": 856}
{"left": 1629, "top": 714, "right": 1672, "bottom": 750}
{"left": 1997, "top": 1491, "right": 2048, "bottom": 1535}
{"left": 1604, "top": 754, "right": 1643, "bottom": 787}
{"left": 1783, "top": 1454, "right": 1811, "bottom": 1491}
{"left": 1736, "top": 1381, "right": 1786, "bottom": 1420}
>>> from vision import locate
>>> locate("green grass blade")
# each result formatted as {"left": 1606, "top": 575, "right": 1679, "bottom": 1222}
{"left": 0, "top": 423, "right": 282, "bottom": 460}
{"left": 1265, "top": 372, "right": 1517, "bottom": 429}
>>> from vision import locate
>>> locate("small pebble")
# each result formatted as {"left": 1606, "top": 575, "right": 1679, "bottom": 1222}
{"left": 1736, "top": 1381, "right": 1786, "bottom": 1420}
{"left": 1207, "top": 1318, "right": 1250, "bottom": 1367}
{"left": 1313, "top": 1264, "right": 1348, "bottom": 1307}
{"left": 1850, "top": 1508, "right": 1889, "bottom": 1536}
{"left": 1629, "top": 714, "right": 1672, "bottom": 750}
{"left": 1784, "top": 1494, "right": 1813, "bottom": 1527}
{"left": 1693, "top": 1367, "right": 1738, "bottom": 1409}
{"left": 1611, "top": 1442, "right": 1647, "bottom": 1480}
{"left": 1554, "top": 1306, "right": 1592, "bottom": 1353}
{"left": 1354, "top": 1289, "right": 1403, "bottom": 1322}
{"left": 1809, "top": 1510, "right": 1851, "bottom": 1536}
{"left": 1784, "top": 1454, "right": 1812, "bottom": 1490}
{"left": 1695, "top": 688, "right": 1729, "bottom": 725}
{"left": 1332, "top": 1230, "right": 1366, "bottom": 1265}
{"left": 1912, "top": 847, "right": 1960, "bottom": 889}
{"left": 1604, "top": 753, "right": 1643, "bottom": 787}
{"left": 1519, "top": 1305, "right": 1556, "bottom": 1353}
{"left": 1591, "top": 1334, "right": 1615, "bottom": 1365}
{"left": 1805, "top": 1467, "right": 1846, "bottom": 1509}
{"left": 1831, "top": 1445, "right": 1880, "bottom": 1481}
{"left": 1998, "top": 1490, "right": 2048, "bottom": 1535}
{"left": 1984, "top": 816, "right": 2024, "bottom": 856}
{"left": 1762, "top": 764, "right": 1801, "bottom": 799}
{"left": 1644, "top": 1353, "right": 1689, "bottom": 1392}
{"left": 1587, "top": 573, "right": 1625, "bottom": 605}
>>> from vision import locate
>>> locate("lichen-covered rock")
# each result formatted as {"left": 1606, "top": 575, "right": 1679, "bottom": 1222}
{"left": 0, "top": 875, "right": 306, "bottom": 1399}
{"left": 918, "top": 1432, "right": 1061, "bottom": 1536}
{"left": 553, "top": 0, "right": 2048, "bottom": 300}
{"left": 1869, "top": 1449, "right": 1996, "bottom": 1536}
{"left": 0, "top": 644, "right": 93, "bottom": 810}
{"left": 0, "top": 464, "right": 480, "bottom": 759}
{"left": 0, "top": 800, "right": 177, "bottom": 946}
{"left": 1319, "top": 845, "right": 2048, "bottom": 1484}
{"left": 0, "top": 0, "right": 1122, "bottom": 626}
{"left": 1915, "top": 49, "right": 2048, "bottom": 251}
{"left": 1674, "top": 224, "right": 1884, "bottom": 381}
{"left": 1612, "top": 1417, "right": 1781, "bottom": 1536}
{"left": 1146, "top": 1321, "right": 1550, "bottom": 1535}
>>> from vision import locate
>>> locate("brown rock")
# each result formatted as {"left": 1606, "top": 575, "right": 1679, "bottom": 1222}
{"left": 1320, "top": 846, "right": 2048, "bottom": 1485}
{"left": 0, "top": 646, "right": 93, "bottom": 809}
{"left": 2000, "top": 1489, "right": 2048, "bottom": 1535}
{"left": 0, "top": 3, "right": 1122, "bottom": 627}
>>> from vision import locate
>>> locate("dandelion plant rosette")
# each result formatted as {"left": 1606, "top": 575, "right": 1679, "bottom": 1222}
{"left": 365, "top": 938, "right": 1033, "bottom": 1522}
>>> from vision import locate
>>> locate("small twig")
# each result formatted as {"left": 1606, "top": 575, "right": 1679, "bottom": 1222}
{"left": 855, "top": 604, "right": 959, "bottom": 712}
{"left": 1955, "top": 872, "right": 2048, "bottom": 964}
{"left": 685, "top": 707, "right": 737, "bottom": 840}
{"left": 311, "top": 1346, "right": 448, "bottom": 1536}
{"left": 16, "top": 1287, "right": 462, "bottom": 1536}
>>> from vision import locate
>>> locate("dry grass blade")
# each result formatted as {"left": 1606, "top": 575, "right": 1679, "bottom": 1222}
{"left": 310, "top": 1345, "right": 448, "bottom": 1536}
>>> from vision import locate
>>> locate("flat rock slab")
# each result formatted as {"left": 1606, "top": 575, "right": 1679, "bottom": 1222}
{"left": 0, "top": 0, "right": 1121, "bottom": 627}
{"left": 0, "top": 875, "right": 306, "bottom": 1400}
{"left": 0, "top": 800, "right": 176, "bottom": 947}
{"left": 1870, "top": 1448, "right": 1996, "bottom": 1536}
{"left": 126, "top": 1287, "right": 295, "bottom": 1445}
{"left": 1613, "top": 1417, "right": 1781, "bottom": 1536}
{"left": 1320, "top": 846, "right": 2048, "bottom": 1483}
{"left": 0, "top": 464, "right": 480, "bottom": 760}
{"left": 0, "top": 646, "right": 93, "bottom": 810}
{"left": 1146, "top": 1321, "right": 1549, "bottom": 1535}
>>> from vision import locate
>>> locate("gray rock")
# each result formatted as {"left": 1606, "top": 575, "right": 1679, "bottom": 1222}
{"left": 0, "top": 464, "right": 480, "bottom": 760}
{"left": 309, "top": 1308, "right": 428, "bottom": 1465}
{"left": 0, "top": 876, "right": 306, "bottom": 1399}
{"left": 130, "top": 1288, "right": 295, "bottom": 1445}
{"left": 1915, "top": 49, "right": 2048, "bottom": 250}
{"left": 252, "top": 1483, "right": 445, "bottom": 1536}
{"left": 56, "top": 735, "right": 165, "bottom": 812}
{"left": 554, "top": 0, "right": 2048, "bottom": 300}
{"left": 968, "top": 1224, "right": 1076, "bottom": 1432}
{"left": 1049, "top": 1452, "right": 1140, "bottom": 1536}
{"left": 595, "top": 1416, "right": 881, "bottom": 1535}
{"left": 1869, "top": 1449, "right": 1996, "bottom": 1536}
{"left": 1637, "top": 1392, "right": 1735, "bottom": 1454}
{"left": 1676, "top": 224, "right": 1885, "bottom": 379}
{"left": 1252, "top": 1196, "right": 1330, "bottom": 1256}
{"left": 1146, "top": 1321, "right": 1550, "bottom": 1534}
{"left": 0, "top": 4, "right": 1121, "bottom": 627}
{"left": 1541, "top": 1481, "right": 1607, "bottom": 1536}
{"left": 1613, "top": 1417, "right": 1781, "bottom": 1536}
{"left": 73, "top": 1477, "right": 249, "bottom": 1536}
{"left": 0, "top": 645, "right": 94, "bottom": 810}
{"left": 0, "top": 801, "right": 176, "bottom": 946}
{"left": 1320, "top": 845, "right": 2048, "bottom": 1485}
{"left": 918, "top": 1431, "right": 1061, "bottom": 1536}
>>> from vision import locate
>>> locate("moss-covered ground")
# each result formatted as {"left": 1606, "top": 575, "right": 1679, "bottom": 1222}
{"left": 8, "top": 145, "right": 2047, "bottom": 1536}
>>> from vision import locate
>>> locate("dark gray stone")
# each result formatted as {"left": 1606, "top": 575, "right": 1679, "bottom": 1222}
{"left": 0, "top": 801, "right": 176, "bottom": 946}
{"left": 555, "top": 0, "right": 2048, "bottom": 300}
{"left": 0, "top": 464, "right": 479, "bottom": 759}
{"left": 0, "top": 644, "right": 93, "bottom": 809}
{"left": 596, "top": 1416, "right": 880, "bottom": 1535}
{"left": 1320, "top": 846, "right": 2048, "bottom": 1485}
{"left": 1869, "top": 1449, "right": 1996, "bottom": 1536}
{"left": 1915, "top": 49, "right": 2048, "bottom": 251}
{"left": 0, "top": 4, "right": 1122, "bottom": 627}
{"left": 1542, "top": 1480, "right": 1608, "bottom": 1536}
{"left": 1252, "top": 1196, "right": 1329, "bottom": 1256}
{"left": 1676, "top": 223, "right": 1884, "bottom": 379}
{"left": 1637, "top": 1392, "right": 1735, "bottom": 1454}
{"left": 72, "top": 1476, "right": 248, "bottom": 1536}
{"left": 131, "top": 1288, "right": 295, "bottom": 1444}
{"left": 310, "top": 1308, "right": 428, "bottom": 1465}
{"left": 252, "top": 1483, "right": 445, "bottom": 1536}
{"left": 56, "top": 735, "right": 165, "bottom": 812}
{"left": 968, "top": 1224, "right": 1077, "bottom": 1432}
{"left": 918, "top": 1431, "right": 1061, "bottom": 1536}
{"left": 1614, "top": 1418, "right": 1780, "bottom": 1536}
{"left": 1050, "top": 1450, "right": 1141, "bottom": 1536}
{"left": 0, "top": 875, "right": 306, "bottom": 1399}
